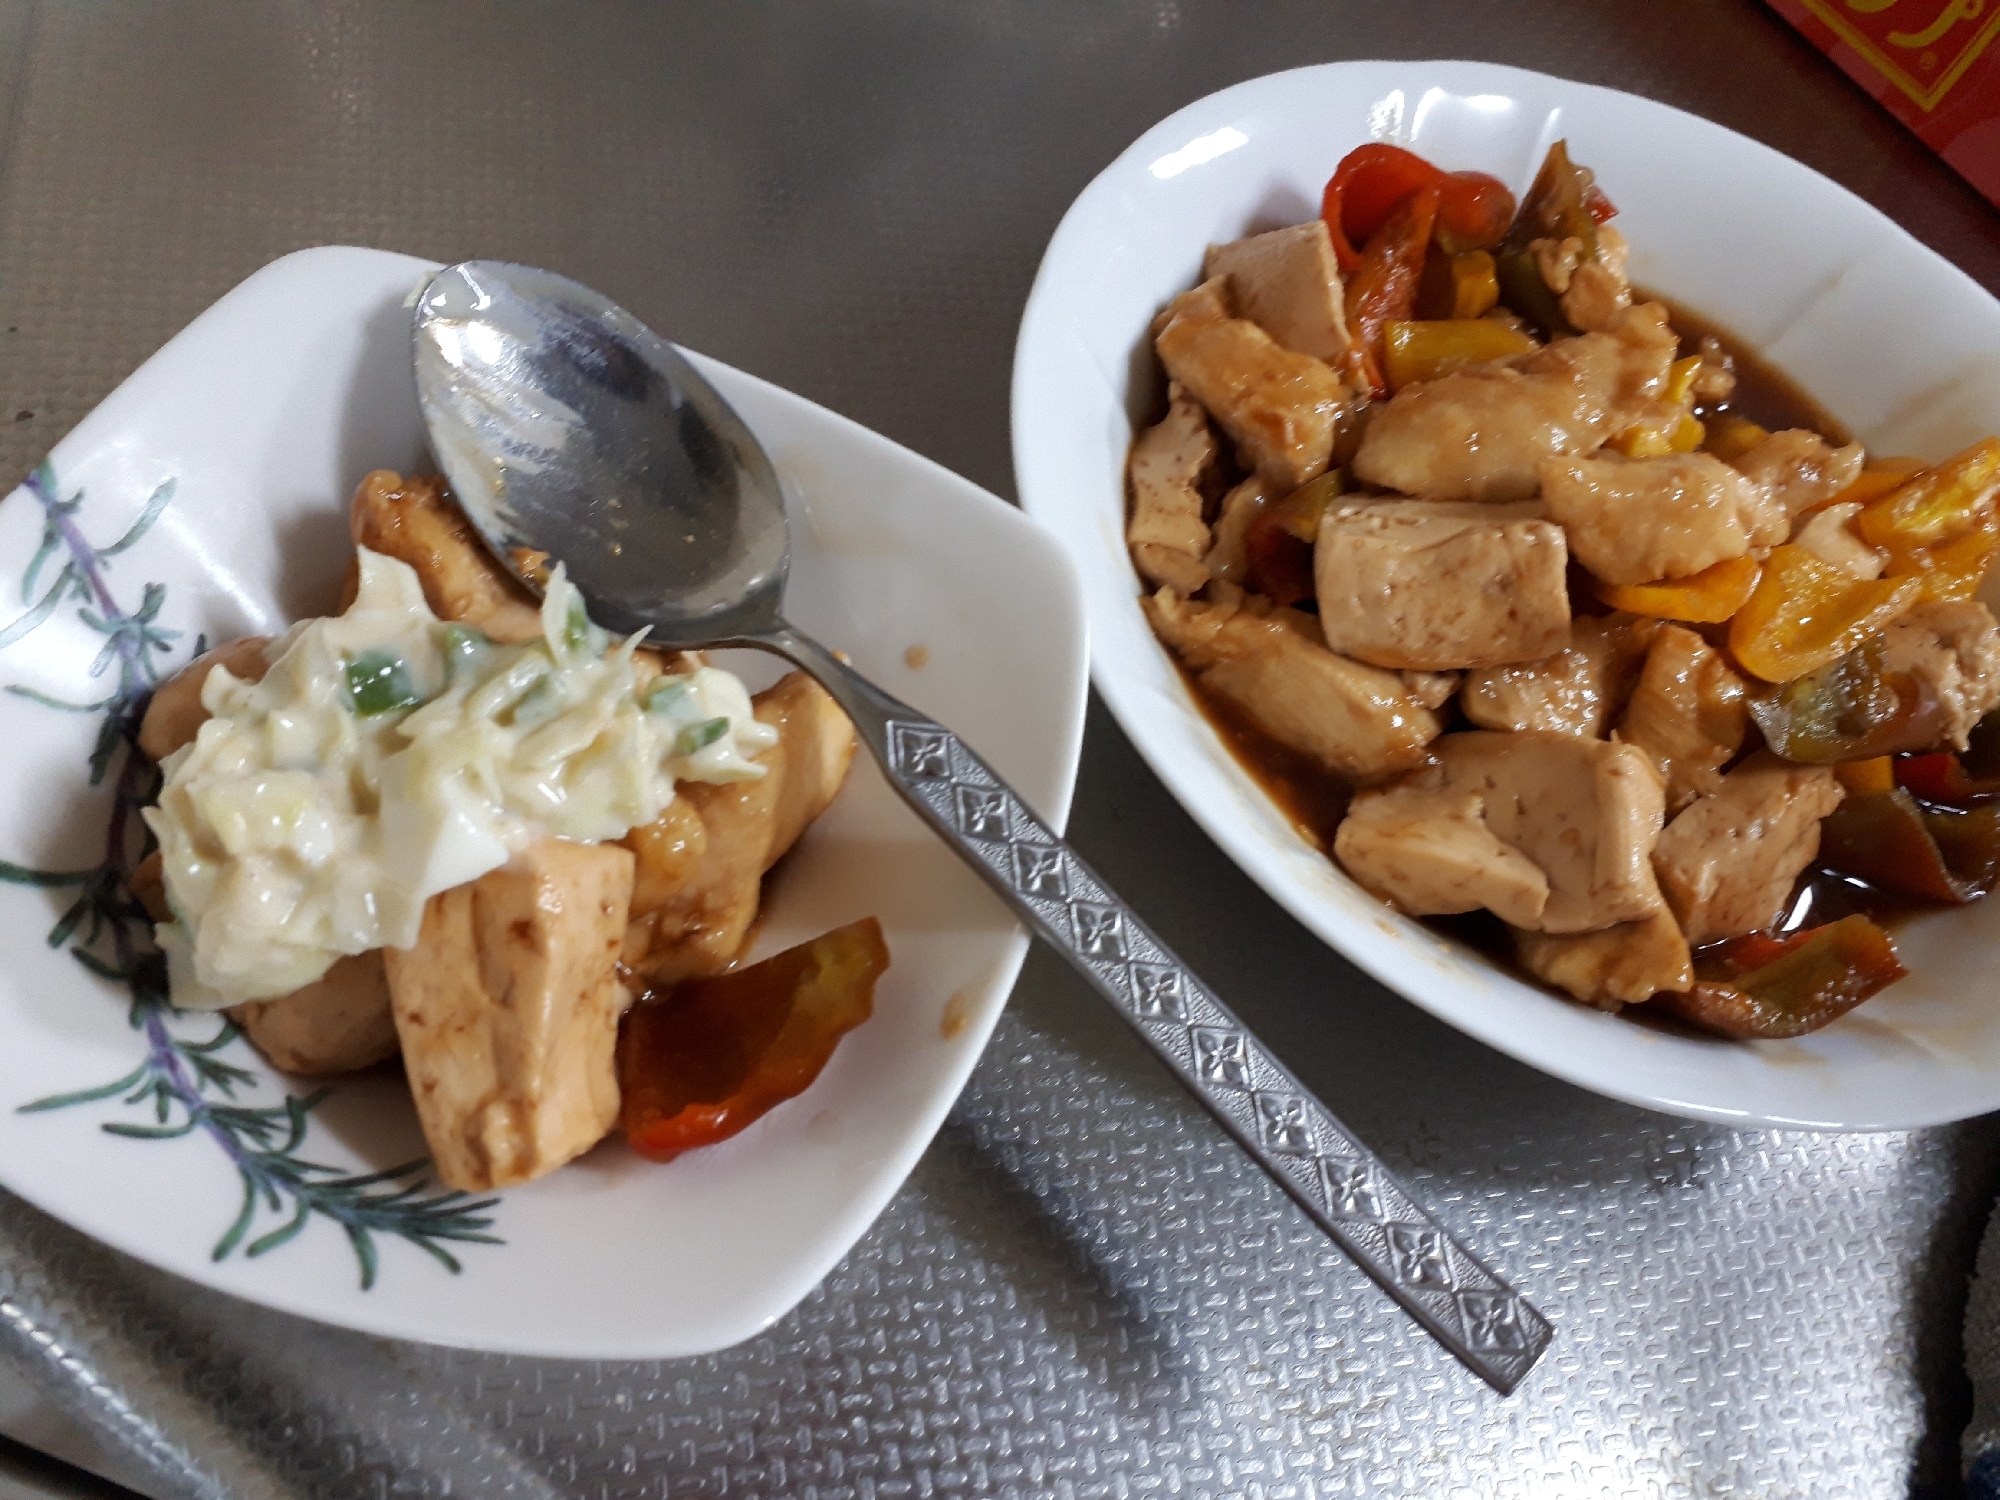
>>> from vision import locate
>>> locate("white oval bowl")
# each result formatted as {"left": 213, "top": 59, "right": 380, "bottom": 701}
{"left": 1012, "top": 59, "right": 2000, "bottom": 1130}
{"left": 0, "top": 246, "right": 1087, "bottom": 1355}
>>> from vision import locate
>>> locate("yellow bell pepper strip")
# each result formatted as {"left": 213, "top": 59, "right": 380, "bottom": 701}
{"left": 1833, "top": 757, "right": 1896, "bottom": 797}
{"left": 1448, "top": 250, "right": 1500, "bottom": 318}
{"left": 1610, "top": 411, "right": 1707, "bottom": 459}
{"left": 1415, "top": 249, "right": 1501, "bottom": 321}
{"left": 1244, "top": 471, "right": 1341, "bottom": 606}
{"left": 1816, "top": 788, "right": 2000, "bottom": 904}
{"left": 1747, "top": 635, "right": 1949, "bottom": 763}
{"left": 1703, "top": 414, "right": 1769, "bottom": 463}
{"left": 619, "top": 918, "right": 889, "bottom": 1162}
{"left": 1727, "top": 544, "right": 1919, "bottom": 683}
{"left": 1665, "top": 356, "right": 1703, "bottom": 407}
{"left": 1597, "top": 556, "right": 1760, "bottom": 623}
{"left": 1381, "top": 319, "right": 1537, "bottom": 391}
{"left": 1658, "top": 915, "right": 1907, "bottom": 1039}
{"left": 1853, "top": 436, "right": 2000, "bottom": 553}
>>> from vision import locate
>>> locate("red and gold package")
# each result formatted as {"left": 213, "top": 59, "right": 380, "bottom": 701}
{"left": 1767, "top": 0, "right": 2000, "bottom": 206}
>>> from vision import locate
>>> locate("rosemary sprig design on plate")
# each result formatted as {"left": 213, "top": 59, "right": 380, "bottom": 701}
{"left": 0, "top": 460, "right": 501, "bottom": 1289}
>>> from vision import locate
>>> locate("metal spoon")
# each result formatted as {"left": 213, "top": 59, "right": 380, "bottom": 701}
{"left": 410, "top": 260, "right": 1552, "bottom": 1393}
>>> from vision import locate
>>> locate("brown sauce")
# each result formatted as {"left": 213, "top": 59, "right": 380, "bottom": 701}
{"left": 1172, "top": 297, "right": 1932, "bottom": 1004}
{"left": 1649, "top": 291, "right": 1851, "bottom": 445}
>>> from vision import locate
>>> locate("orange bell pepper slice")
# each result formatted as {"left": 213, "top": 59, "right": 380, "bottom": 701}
{"left": 1833, "top": 757, "right": 1896, "bottom": 797}
{"left": 1597, "top": 556, "right": 1760, "bottom": 623}
{"left": 618, "top": 917, "right": 890, "bottom": 1162}
{"left": 1728, "top": 545, "right": 1920, "bottom": 683}
{"left": 1811, "top": 461, "right": 1924, "bottom": 517}
{"left": 1853, "top": 437, "right": 2000, "bottom": 552}
{"left": 1884, "top": 509, "right": 2000, "bottom": 603}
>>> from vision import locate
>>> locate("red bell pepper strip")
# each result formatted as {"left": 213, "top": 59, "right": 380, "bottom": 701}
{"left": 1660, "top": 914, "right": 1906, "bottom": 1039}
{"left": 1433, "top": 171, "right": 1517, "bottom": 256}
{"left": 1243, "top": 473, "right": 1341, "bottom": 606}
{"left": 1816, "top": 788, "right": 2000, "bottom": 904}
{"left": 1321, "top": 143, "right": 1441, "bottom": 271}
{"left": 1893, "top": 710, "right": 2000, "bottom": 802}
{"left": 1340, "top": 185, "right": 1441, "bottom": 398}
{"left": 1321, "top": 143, "right": 1516, "bottom": 271}
{"left": 619, "top": 917, "right": 890, "bottom": 1161}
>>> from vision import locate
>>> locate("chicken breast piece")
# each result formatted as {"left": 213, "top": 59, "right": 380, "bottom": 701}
{"left": 1730, "top": 429, "right": 1865, "bottom": 517}
{"left": 1334, "top": 786, "right": 1551, "bottom": 928}
{"left": 1652, "top": 752, "right": 1843, "bottom": 946}
{"left": 228, "top": 952, "right": 399, "bottom": 1076}
{"left": 1201, "top": 220, "right": 1349, "bottom": 364}
{"left": 1512, "top": 906, "right": 1692, "bottom": 1010}
{"left": 1399, "top": 670, "right": 1461, "bottom": 711}
{"left": 1154, "top": 278, "right": 1348, "bottom": 489}
{"left": 1351, "top": 302, "right": 1678, "bottom": 502}
{"left": 350, "top": 470, "right": 544, "bottom": 644}
{"left": 1557, "top": 225, "right": 1632, "bottom": 334}
{"left": 620, "top": 671, "right": 859, "bottom": 987}
{"left": 1459, "top": 612, "right": 1659, "bottom": 737}
{"left": 1790, "top": 500, "right": 1886, "bottom": 579}
{"left": 1616, "top": 624, "right": 1749, "bottom": 816}
{"left": 137, "top": 636, "right": 271, "bottom": 763}
{"left": 1144, "top": 585, "right": 1440, "bottom": 781}
{"left": 1126, "top": 383, "right": 1218, "bottom": 594}
{"left": 1539, "top": 451, "right": 1789, "bottom": 585}
{"left": 1336, "top": 730, "right": 1667, "bottom": 933}
{"left": 1877, "top": 600, "right": 2000, "bottom": 750}
{"left": 1314, "top": 500, "right": 1571, "bottom": 671}
{"left": 386, "top": 838, "right": 635, "bottom": 1192}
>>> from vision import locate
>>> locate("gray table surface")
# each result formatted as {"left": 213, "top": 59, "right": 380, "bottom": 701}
{"left": 3, "top": 3, "right": 1999, "bottom": 1497}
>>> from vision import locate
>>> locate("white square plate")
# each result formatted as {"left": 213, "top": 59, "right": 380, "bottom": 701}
{"left": 0, "top": 246, "right": 1087, "bottom": 1356}
{"left": 1013, "top": 60, "right": 2000, "bottom": 1130}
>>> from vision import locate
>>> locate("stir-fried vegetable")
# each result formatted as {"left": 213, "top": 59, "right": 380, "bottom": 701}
{"left": 1320, "top": 143, "right": 1516, "bottom": 271}
{"left": 1854, "top": 437, "right": 2000, "bottom": 552}
{"left": 1493, "top": 140, "right": 1612, "bottom": 338}
{"left": 1747, "top": 635, "right": 1945, "bottom": 763}
{"left": 1703, "top": 414, "right": 1770, "bottom": 463}
{"left": 618, "top": 918, "right": 890, "bottom": 1161}
{"left": 1340, "top": 186, "right": 1440, "bottom": 397}
{"left": 1834, "top": 756, "right": 1896, "bottom": 797}
{"left": 1817, "top": 788, "right": 2000, "bottom": 903}
{"left": 1728, "top": 545, "right": 1920, "bottom": 683}
{"left": 1660, "top": 915, "right": 1907, "bottom": 1040}
{"left": 1416, "top": 248, "right": 1501, "bottom": 321}
{"left": 1381, "top": 318, "right": 1536, "bottom": 391}
{"left": 1244, "top": 472, "right": 1341, "bottom": 605}
{"left": 1895, "top": 712, "right": 2000, "bottom": 801}
{"left": 1598, "top": 556, "right": 1760, "bottom": 624}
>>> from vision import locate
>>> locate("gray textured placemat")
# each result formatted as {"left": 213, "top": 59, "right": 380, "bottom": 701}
{"left": 3, "top": 3, "right": 2000, "bottom": 1496}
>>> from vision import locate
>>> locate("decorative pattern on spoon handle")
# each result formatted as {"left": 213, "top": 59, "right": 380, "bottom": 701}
{"left": 872, "top": 710, "right": 1553, "bottom": 1394}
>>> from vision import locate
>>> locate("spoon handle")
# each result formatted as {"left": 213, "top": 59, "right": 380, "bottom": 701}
{"left": 754, "top": 624, "right": 1553, "bottom": 1394}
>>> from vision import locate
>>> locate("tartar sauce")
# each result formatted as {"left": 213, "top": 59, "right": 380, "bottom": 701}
{"left": 146, "top": 549, "right": 776, "bottom": 1009}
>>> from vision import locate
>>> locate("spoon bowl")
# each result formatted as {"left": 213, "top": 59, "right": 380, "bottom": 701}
{"left": 411, "top": 260, "right": 1553, "bottom": 1393}
{"left": 413, "top": 261, "right": 788, "bottom": 641}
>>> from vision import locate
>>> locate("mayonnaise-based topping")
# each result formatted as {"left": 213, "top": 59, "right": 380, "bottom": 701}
{"left": 146, "top": 549, "right": 777, "bottom": 1009}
